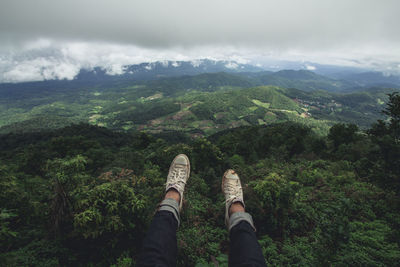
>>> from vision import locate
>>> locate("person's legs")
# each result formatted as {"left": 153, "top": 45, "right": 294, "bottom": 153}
{"left": 137, "top": 208, "right": 178, "bottom": 267}
{"left": 229, "top": 217, "right": 266, "bottom": 266}
{"left": 222, "top": 170, "right": 266, "bottom": 267}
{"left": 137, "top": 154, "right": 190, "bottom": 267}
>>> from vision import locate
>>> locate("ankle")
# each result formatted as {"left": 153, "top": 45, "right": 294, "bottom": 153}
{"left": 165, "top": 188, "right": 181, "bottom": 204}
{"left": 229, "top": 202, "right": 245, "bottom": 216}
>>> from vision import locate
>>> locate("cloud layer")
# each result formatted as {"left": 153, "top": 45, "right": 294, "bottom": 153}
{"left": 2, "top": 0, "right": 399, "bottom": 48}
{"left": 0, "top": 40, "right": 259, "bottom": 82}
{"left": 0, "top": 0, "right": 400, "bottom": 82}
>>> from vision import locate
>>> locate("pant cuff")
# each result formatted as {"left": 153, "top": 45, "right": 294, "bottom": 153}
{"left": 229, "top": 212, "right": 256, "bottom": 232}
{"left": 158, "top": 198, "right": 180, "bottom": 226}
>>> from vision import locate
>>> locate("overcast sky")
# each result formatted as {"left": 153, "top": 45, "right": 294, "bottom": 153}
{"left": 0, "top": 0, "right": 399, "bottom": 82}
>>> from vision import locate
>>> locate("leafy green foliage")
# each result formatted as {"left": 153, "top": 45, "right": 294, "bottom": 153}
{"left": 0, "top": 94, "right": 400, "bottom": 266}
{"left": 328, "top": 123, "right": 360, "bottom": 150}
{"left": 366, "top": 92, "right": 400, "bottom": 193}
{"left": 335, "top": 220, "right": 400, "bottom": 266}
{"left": 73, "top": 170, "right": 146, "bottom": 239}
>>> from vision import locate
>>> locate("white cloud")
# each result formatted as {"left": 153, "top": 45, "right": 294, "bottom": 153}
{"left": 0, "top": 38, "right": 400, "bottom": 83}
{"left": 3, "top": 63, "right": 45, "bottom": 82}
{"left": 160, "top": 61, "right": 169, "bottom": 67}
{"left": 190, "top": 59, "right": 202, "bottom": 68}
{"left": 0, "top": 0, "right": 398, "bottom": 83}
{"left": 225, "top": 62, "right": 239, "bottom": 69}
{"left": 171, "top": 61, "right": 180, "bottom": 67}
{"left": 306, "top": 65, "right": 316, "bottom": 71}
{"left": 1, "top": 0, "right": 399, "bottom": 50}
{"left": 1, "top": 56, "right": 80, "bottom": 82}
{"left": 104, "top": 64, "right": 125, "bottom": 75}
{"left": 0, "top": 40, "right": 255, "bottom": 82}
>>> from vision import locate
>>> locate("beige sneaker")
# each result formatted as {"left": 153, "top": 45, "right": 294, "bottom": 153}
{"left": 165, "top": 154, "right": 190, "bottom": 210}
{"left": 222, "top": 169, "right": 245, "bottom": 226}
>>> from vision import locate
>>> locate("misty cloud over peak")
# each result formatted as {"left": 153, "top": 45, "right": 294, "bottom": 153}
{"left": 0, "top": 0, "right": 400, "bottom": 82}
{"left": 1, "top": 39, "right": 400, "bottom": 83}
{"left": 0, "top": 40, "right": 257, "bottom": 82}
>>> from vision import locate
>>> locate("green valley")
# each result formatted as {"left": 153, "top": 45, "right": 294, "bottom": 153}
{"left": 0, "top": 72, "right": 397, "bottom": 136}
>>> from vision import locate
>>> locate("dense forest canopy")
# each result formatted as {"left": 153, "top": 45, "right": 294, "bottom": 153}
{"left": 1, "top": 92, "right": 399, "bottom": 266}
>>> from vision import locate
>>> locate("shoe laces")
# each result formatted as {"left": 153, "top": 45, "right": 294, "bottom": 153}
{"left": 225, "top": 179, "right": 242, "bottom": 204}
{"left": 167, "top": 164, "right": 187, "bottom": 192}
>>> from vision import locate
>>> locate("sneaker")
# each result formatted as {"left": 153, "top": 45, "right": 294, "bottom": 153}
{"left": 165, "top": 154, "right": 190, "bottom": 210}
{"left": 222, "top": 169, "right": 245, "bottom": 227}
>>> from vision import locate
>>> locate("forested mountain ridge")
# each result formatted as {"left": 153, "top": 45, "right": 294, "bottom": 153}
{"left": 0, "top": 70, "right": 398, "bottom": 135}
{"left": 74, "top": 59, "right": 263, "bottom": 82}
{"left": 1, "top": 93, "right": 399, "bottom": 266}
{"left": 339, "top": 71, "right": 400, "bottom": 88}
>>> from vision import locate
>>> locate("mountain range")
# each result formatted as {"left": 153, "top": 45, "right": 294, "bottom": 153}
{"left": 65, "top": 60, "right": 400, "bottom": 91}
{"left": 75, "top": 59, "right": 263, "bottom": 82}
{"left": 0, "top": 59, "right": 399, "bottom": 136}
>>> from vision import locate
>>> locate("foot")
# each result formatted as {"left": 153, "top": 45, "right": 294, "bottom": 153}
{"left": 165, "top": 188, "right": 181, "bottom": 204}
{"left": 165, "top": 154, "right": 190, "bottom": 210}
{"left": 222, "top": 169, "right": 245, "bottom": 227}
{"left": 230, "top": 202, "right": 245, "bottom": 215}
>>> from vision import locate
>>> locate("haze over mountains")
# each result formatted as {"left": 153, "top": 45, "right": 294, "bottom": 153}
{"left": 74, "top": 59, "right": 263, "bottom": 82}
{"left": 2, "top": 59, "right": 400, "bottom": 89}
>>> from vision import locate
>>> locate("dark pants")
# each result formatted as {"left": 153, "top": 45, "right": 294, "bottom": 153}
{"left": 137, "top": 210, "right": 266, "bottom": 267}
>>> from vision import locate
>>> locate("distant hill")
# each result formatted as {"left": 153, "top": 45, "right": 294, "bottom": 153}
{"left": 75, "top": 59, "right": 263, "bottom": 82}
{"left": 2, "top": 59, "right": 400, "bottom": 95}
{"left": 146, "top": 72, "right": 254, "bottom": 95}
{"left": 239, "top": 70, "right": 354, "bottom": 92}
{"left": 0, "top": 115, "right": 78, "bottom": 134}
{"left": 72, "top": 60, "right": 400, "bottom": 92}
{"left": 0, "top": 69, "right": 354, "bottom": 103}
{"left": 339, "top": 71, "right": 400, "bottom": 89}
{"left": 1, "top": 79, "right": 395, "bottom": 136}
{"left": 1, "top": 66, "right": 399, "bottom": 136}
{"left": 145, "top": 70, "right": 362, "bottom": 93}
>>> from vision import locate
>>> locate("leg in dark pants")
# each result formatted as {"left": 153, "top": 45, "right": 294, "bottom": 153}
{"left": 137, "top": 154, "right": 189, "bottom": 266}
{"left": 229, "top": 221, "right": 266, "bottom": 267}
{"left": 137, "top": 210, "right": 178, "bottom": 267}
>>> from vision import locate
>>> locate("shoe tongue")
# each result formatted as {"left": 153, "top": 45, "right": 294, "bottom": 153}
{"left": 227, "top": 173, "right": 239, "bottom": 180}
